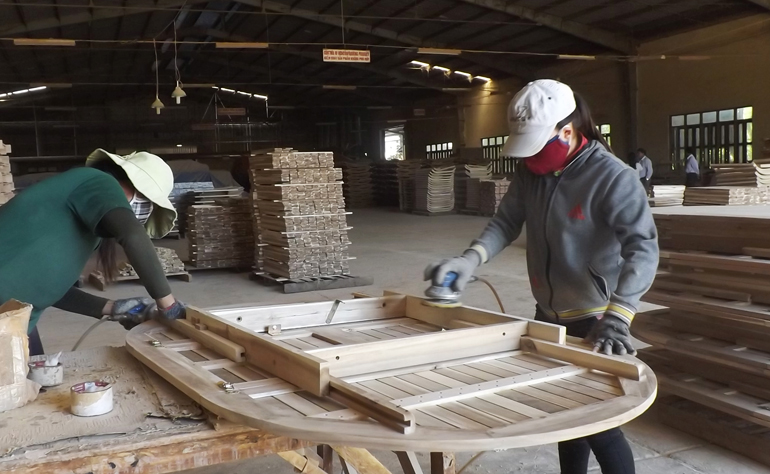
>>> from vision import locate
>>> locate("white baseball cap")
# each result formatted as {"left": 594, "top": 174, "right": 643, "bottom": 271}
{"left": 500, "top": 79, "right": 577, "bottom": 158}
{"left": 86, "top": 149, "right": 177, "bottom": 239}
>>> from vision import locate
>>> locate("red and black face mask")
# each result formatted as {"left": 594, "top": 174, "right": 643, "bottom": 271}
{"left": 524, "top": 135, "right": 571, "bottom": 175}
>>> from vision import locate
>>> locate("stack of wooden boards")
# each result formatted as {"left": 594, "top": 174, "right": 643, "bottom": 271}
{"left": 371, "top": 162, "right": 399, "bottom": 206}
{"left": 649, "top": 185, "right": 684, "bottom": 207}
{"left": 684, "top": 186, "right": 768, "bottom": 206}
{"left": 711, "top": 162, "right": 758, "bottom": 186}
{"left": 396, "top": 161, "right": 421, "bottom": 212}
{"left": 120, "top": 247, "right": 186, "bottom": 277}
{"left": 249, "top": 149, "right": 352, "bottom": 279}
{"left": 338, "top": 160, "right": 373, "bottom": 208}
{"left": 170, "top": 181, "right": 216, "bottom": 238}
{"left": 479, "top": 179, "right": 509, "bottom": 216}
{"left": 186, "top": 190, "right": 254, "bottom": 270}
{"left": 462, "top": 164, "right": 493, "bottom": 213}
{"left": 413, "top": 165, "right": 456, "bottom": 215}
{"left": 0, "top": 140, "right": 13, "bottom": 205}
{"left": 634, "top": 211, "right": 770, "bottom": 465}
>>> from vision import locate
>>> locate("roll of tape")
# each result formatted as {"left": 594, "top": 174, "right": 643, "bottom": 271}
{"left": 27, "top": 361, "right": 63, "bottom": 387}
{"left": 70, "top": 381, "right": 113, "bottom": 417}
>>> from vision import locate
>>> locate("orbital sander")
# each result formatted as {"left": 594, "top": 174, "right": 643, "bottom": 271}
{"left": 423, "top": 271, "right": 478, "bottom": 308}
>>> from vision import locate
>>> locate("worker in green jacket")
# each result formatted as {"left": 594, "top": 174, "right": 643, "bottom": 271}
{"left": 0, "top": 149, "right": 186, "bottom": 355}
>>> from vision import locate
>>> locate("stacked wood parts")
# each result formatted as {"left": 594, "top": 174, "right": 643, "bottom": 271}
{"left": 186, "top": 195, "right": 254, "bottom": 270}
{"left": 339, "top": 160, "right": 374, "bottom": 208}
{"left": 754, "top": 159, "right": 770, "bottom": 187}
{"left": 464, "top": 164, "right": 492, "bottom": 212}
{"left": 120, "top": 247, "right": 186, "bottom": 276}
{"left": 683, "top": 186, "right": 767, "bottom": 206}
{"left": 648, "top": 185, "right": 684, "bottom": 207}
{"left": 250, "top": 149, "right": 353, "bottom": 280}
{"left": 634, "top": 213, "right": 770, "bottom": 462}
{"left": 170, "top": 181, "right": 215, "bottom": 237}
{"left": 396, "top": 161, "right": 421, "bottom": 212}
{"left": 91, "top": 247, "right": 191, "bottom": 291}
{"left": 479, "top": 179, "right": 510, "bottom": 216}
{"left": 371, "top": 161, "right": 399, "bottom": 206}
{"left": 0, "top": 140, "right": 14, "bottom": 205}
{"left": 414, "top": 165, "right": 456, "bottom": 215}
{"left": 654, "top": 211, "right": 770, "bottom": 254}
{"left": 711, "top": 163, "right": 757, "bottom": 186}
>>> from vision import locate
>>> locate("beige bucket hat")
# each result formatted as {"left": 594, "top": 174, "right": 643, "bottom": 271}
{"left": 86, "top": 149, "right": 177, "bottom": 239}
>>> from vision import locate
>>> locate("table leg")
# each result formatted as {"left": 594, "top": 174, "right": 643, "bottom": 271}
{"left": 430, "top": 452, "right": 455, "bottom": 474}
{"left": 333, "top": 445, "right": 393, "bottom": 474}
{"left": 395, "top": 451, "right": 424, "bottom": 474}
{"left": 318, "top": 445, "right": 334, "bottom": 473}
{"left": 278, "top": 450, "right": 327, "bottom": 474}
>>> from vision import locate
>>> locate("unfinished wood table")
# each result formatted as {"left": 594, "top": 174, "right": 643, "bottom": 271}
{"left": 127, "top": 293, "right": 657, "bottom": 452}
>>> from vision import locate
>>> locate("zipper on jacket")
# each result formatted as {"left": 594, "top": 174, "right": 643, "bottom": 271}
{"left": 543, "top": 174, "right": 562, "bottom": 323}
{"left": 541, "top": 142, "right": 592, "bottom": 323}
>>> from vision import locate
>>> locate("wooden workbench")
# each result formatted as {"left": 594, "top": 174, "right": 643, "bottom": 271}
{"left": 0, "top": 346, "right": 453, "bottom": 474}
{"left": 0, "top": 346, "right": 314, "bottom": 473}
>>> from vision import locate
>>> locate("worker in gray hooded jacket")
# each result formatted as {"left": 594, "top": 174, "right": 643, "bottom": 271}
{"left": 425, "top": 80, "right": 658, "bottom": 474}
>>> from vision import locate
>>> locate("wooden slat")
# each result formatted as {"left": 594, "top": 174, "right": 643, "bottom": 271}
{"left": 391, "top": 366, "right": 587, "bottom": 409}
{"left": 519, "top": 337, "right": 643, "bottom": 381}
{"left": 310, "top": 322, "right": 528, "bottom": 378}
{"left": 208, "top": 296, "right": 408, "bottom": 331}
{"left": 171, "top": 319, "right": 245, "bottom": 362}
{"left": 329, "top": 377, "right": 416, "bottom": 434}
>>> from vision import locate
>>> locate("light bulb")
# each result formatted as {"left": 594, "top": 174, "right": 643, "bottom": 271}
{"left": 171, "top": 84, "right": 186, "bottom": 104}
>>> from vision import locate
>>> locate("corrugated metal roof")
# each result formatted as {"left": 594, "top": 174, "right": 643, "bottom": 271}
{"left": 0, "top": 0, "right": 763, "bottom": 106}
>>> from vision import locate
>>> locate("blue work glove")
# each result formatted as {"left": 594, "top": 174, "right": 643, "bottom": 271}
{"left": 111, "top": 297, "right": 156, "bottom": 330}
{"left": 156, "top": 300, "right": 187, "bottom": 321}
{"left": 423, "top": 250, "right": 481, "bottom": 293}
{"left": 586, "top": 314, "right": 636, "bottom": 356}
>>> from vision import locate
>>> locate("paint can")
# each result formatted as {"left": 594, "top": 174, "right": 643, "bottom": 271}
{"left": 70, "top": 381, "right": 114, "bottom": 417}
{"left": 27, "top": 361, "right": 64, "bottom": 387}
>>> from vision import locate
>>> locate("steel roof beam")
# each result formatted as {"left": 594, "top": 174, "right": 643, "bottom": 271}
{"left": 456, "top": 0, "right": 636, "bottom": 54}
{"left": 746, "top": 0, "right": 770, "bottom": 10}
{"left": 233, "top": 0, "right": 538, "bottom": 80}
{"left": 0, "top": 0, "right": 210, "bottom": 36}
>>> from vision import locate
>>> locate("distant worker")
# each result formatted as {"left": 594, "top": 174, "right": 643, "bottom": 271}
{"left": 684, "top": 148, "right": 700, "bottom": 187}
{"left": 636, "top": 148, "right": 653, "bottom": 194}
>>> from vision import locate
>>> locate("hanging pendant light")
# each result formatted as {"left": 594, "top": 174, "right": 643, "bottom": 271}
{"left": 170, "top": 22, "right": 186, "bottom": 105}
{"left": 151, "top": 96, "right": 165, "bottom": 114}
{"left": 171, "top": 82, "right": 186, "bottom": 104}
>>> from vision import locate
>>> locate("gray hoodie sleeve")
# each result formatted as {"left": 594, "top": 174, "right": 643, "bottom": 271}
{"left": 468, "top": 174, "right": 526, "bottom": 263}
{"left": 602, "top": 168, "right": 659, "bottom": 324}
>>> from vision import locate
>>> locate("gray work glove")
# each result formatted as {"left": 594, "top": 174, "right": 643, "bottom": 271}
{"left": 423, "top": 250, "right": 481, "bottom": 293}
{"left": 586, "top": 314, "right": 636, "bottom": 356}
{"left": 111, "top": 297, "right": 156, "bottom": 331}
{"left": 156, "top": 300, "right": 187, "bottom": 321}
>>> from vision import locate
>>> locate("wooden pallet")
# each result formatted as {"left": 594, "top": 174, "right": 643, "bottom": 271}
{"left": 658, "top": 396, "right": 770, "bottom": 467}
{"left": 88, "top": 270, "right": 192, "bottom": 291}
{"left": 250, "top": 272, "right": 373, "bottom": 294}
{"left": 126, "top": 293, "right": 656, "bottom": 452}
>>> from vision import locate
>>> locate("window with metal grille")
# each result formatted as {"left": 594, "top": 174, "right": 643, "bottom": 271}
{"left": 426, "top": 142, "right": 453, "bottom": 159}
{"left": 599, "top": 124, "right": 611, "bottom": 146}
{"left": 670, "top": 106, "right": 753, "bottom": 169}
{"left": 482, "top": 135, "right": 515, "bottom": 175}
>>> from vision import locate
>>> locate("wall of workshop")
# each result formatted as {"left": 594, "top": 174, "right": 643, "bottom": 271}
{"left": 636, "top": 15, "right": 770, "bottom": 170}
{"left": 457, "top": 61, "right": 630, "bottom": 160}
{"left": 366, "top": 104, "right": 459, "bottom": 161}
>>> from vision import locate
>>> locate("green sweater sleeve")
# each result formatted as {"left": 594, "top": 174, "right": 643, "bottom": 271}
{"left": 97, "top": 207, "right": 172, "bottom": 299}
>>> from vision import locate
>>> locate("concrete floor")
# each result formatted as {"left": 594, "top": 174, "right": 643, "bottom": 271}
{"left": 37, "top": 208, "right": 770, "bottom": 474}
